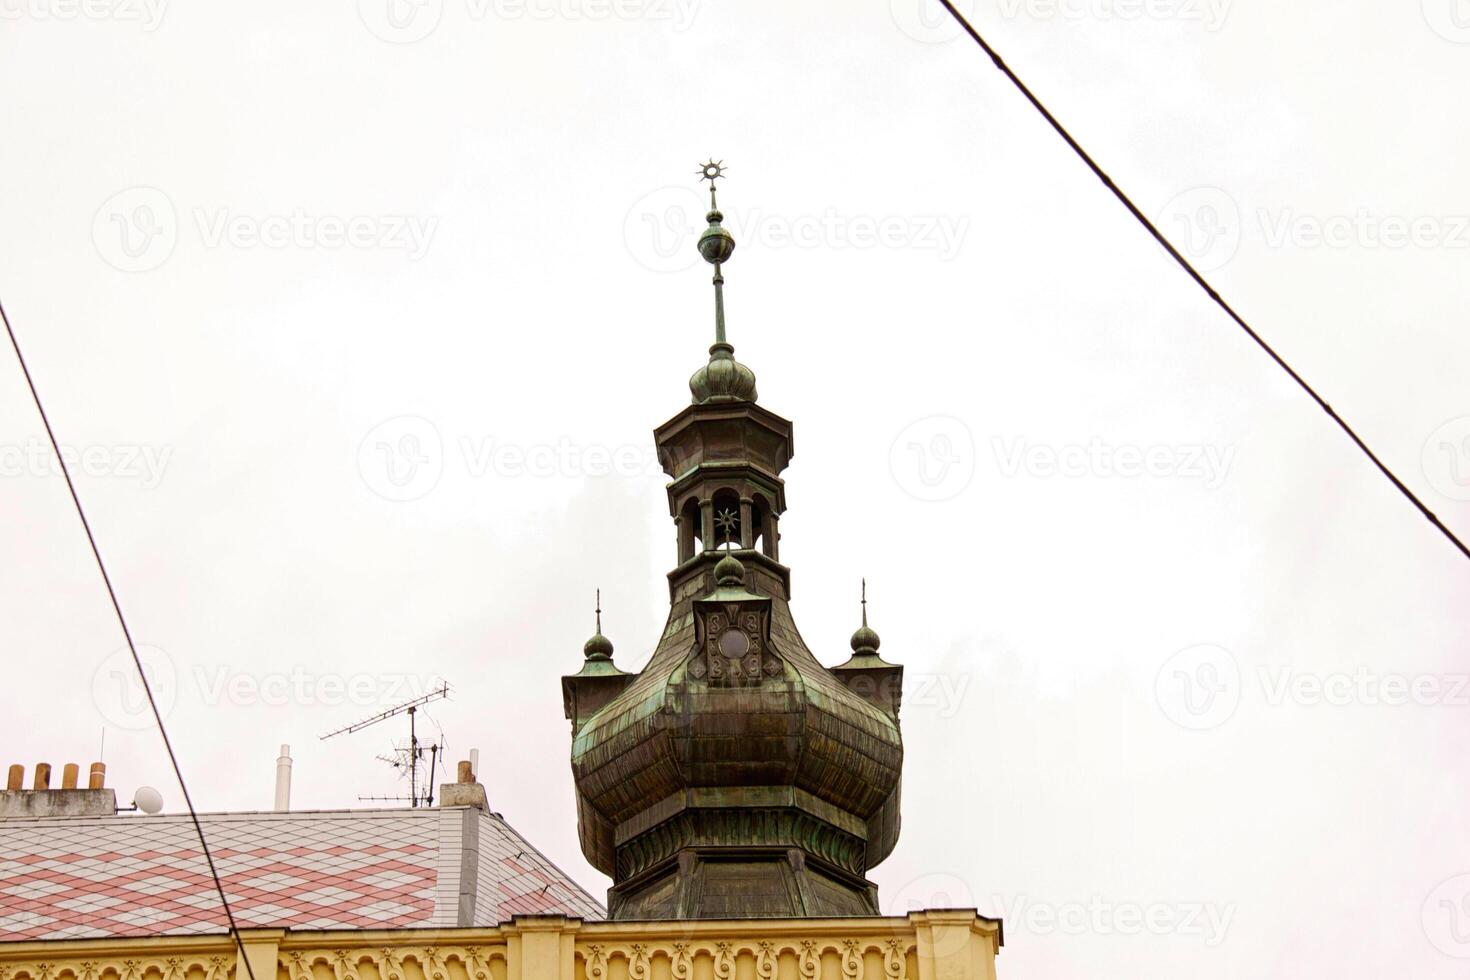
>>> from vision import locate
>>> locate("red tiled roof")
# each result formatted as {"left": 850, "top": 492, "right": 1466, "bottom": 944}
{"left": 0, "top": 807, "right": 604, "bottom": 940}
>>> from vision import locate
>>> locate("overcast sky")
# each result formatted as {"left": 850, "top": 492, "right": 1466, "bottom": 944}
{"left": 3, "top": 1, "right": 1470, "bottom": 977}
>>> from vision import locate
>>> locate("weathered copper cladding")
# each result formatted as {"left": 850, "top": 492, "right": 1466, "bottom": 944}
{"left": 563, "top": 395, "right": 905, "bottom": 919}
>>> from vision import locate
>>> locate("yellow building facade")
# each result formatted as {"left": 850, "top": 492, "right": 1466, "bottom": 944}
{"left": 0, "top": 912, "right": 999, "bottom": 980}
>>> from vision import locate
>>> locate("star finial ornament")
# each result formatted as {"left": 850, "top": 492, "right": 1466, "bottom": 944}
{"left": 714, "top": 508, "right": 739, "bottom": 549}
{"left": 696, "top": 159, "right": 727, "bottom": 184}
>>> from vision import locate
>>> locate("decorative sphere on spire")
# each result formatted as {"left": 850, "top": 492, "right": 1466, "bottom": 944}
{"left": 698, "top": 211, "right": 735, "bottom": 265}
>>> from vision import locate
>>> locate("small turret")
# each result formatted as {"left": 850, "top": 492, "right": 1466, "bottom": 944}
{"left": 561, "top": 590, "right": 631, "bottom": 730}
{"left": 831, "top": 579, "right": 904, "bottom": 719}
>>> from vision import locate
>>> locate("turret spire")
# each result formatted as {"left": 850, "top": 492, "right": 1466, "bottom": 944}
{"left": 583, "top": 587, "right": 613, "bottom": 662}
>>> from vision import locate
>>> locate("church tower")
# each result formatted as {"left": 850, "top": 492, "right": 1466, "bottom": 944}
{"left": 563, "top": 163, "right": 905, "bottom": 919}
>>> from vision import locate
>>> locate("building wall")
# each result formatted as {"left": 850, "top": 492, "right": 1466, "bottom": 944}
{"left": 0, "top": 913, "right": 999, "bottom": 980}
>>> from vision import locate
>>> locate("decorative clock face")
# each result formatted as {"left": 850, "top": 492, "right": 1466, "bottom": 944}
{"left": 718, "top": 628, "right": 750, "bottom": 658}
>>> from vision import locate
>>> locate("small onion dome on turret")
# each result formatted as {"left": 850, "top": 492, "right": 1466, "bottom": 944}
{"left": 575, "top": 593, "right": 624, "bottom": 678}
{"left": 584, "top": 630, "right": 614, "bottom": 661}
{"left": 849, "top": 620, "right": 882, "bottom": 659}
{"left": 837, "top": 579, "right": 896, "bottom": 669}
{"left": 690, "top": 343, "right": 757, "bottom": 404}
{"left": 714, "top": 552, "right": 746, "bottom": 587}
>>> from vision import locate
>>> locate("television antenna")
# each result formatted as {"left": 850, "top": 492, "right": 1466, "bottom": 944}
{"left": 320, "top": 683, "right": 450, "bottom": 807}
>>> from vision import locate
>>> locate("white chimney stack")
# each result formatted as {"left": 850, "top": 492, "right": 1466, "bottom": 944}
{"left": 274, "top": 744, "right": 292, "bottom": 811}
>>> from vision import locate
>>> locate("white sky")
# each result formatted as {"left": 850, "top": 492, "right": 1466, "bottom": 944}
{"left": 3, "top": 0, "right": 1470, "bottom": 976}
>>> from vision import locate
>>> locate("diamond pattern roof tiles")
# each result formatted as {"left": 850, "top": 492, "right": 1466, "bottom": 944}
{"left": 0, "top": 806, "right": 602, "bottom": 940}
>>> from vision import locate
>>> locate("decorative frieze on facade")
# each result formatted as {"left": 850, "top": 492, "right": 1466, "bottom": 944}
{"left": 0, "top": 914, "right": 998, "bottom": 980}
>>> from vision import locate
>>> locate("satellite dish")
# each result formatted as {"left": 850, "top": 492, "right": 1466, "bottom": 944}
{"left": 133, "top": 786, "right": 163, "bottom": 814}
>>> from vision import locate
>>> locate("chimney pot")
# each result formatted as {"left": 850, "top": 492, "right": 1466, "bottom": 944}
{"left": 89, "top": 762, "right": 106, "bottom": 789}
{"left": 6, "top": 765, "right": 22, "bottom": 791}
{"left": 274, "top": 745, "right": 292, "bottom": 811}
{"left": 457, "top": 760, "right": 473, "bottom": 784}
{"left": 33, "top": 764, "right": 51, "bottom": 790}
{"left": 61, "top": 763, "right": 79, "bottom": 789}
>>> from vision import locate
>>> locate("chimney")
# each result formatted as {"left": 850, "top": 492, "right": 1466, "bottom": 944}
{"left": 1, "top": 761, "right": 117, "bottom": 818}
{"left": 438, "top": 752, "right": 488, "bottom": 811}
{"left": 274, "top": 745, "right": 292, "bottom": 811}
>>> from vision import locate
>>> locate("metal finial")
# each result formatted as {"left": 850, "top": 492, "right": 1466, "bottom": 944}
{"left": 696, "top": 159, "right": 727, "bottom": 209}
{"left": 595, "top": 588, "right": 602, "bottom": 633}
{"left": 695, "top": 160, "right": 736, "bottom": 348}
{"left": 861, "top": 578, "right": 868, "bottom": 627}
{"left": 715, "top": 508, "right": 739, "bottom": 550}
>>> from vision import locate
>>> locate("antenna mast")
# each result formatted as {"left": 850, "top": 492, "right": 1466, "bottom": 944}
{"left": 321, "top": 683, "right": 450, "bottom": 807}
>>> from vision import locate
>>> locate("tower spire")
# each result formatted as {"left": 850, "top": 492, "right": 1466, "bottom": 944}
{"left": 696, "top": 159, "right": 733, "bottom": 347}
{"left": 688, "top": 160, "right": 757, "bottom": 405}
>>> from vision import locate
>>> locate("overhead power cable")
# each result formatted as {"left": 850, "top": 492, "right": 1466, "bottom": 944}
{"left": 933, "top": 0, "right": 1470, "bottom": 563}
{"left": 0, "top": 298, "right": 261, "bottom": 980}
